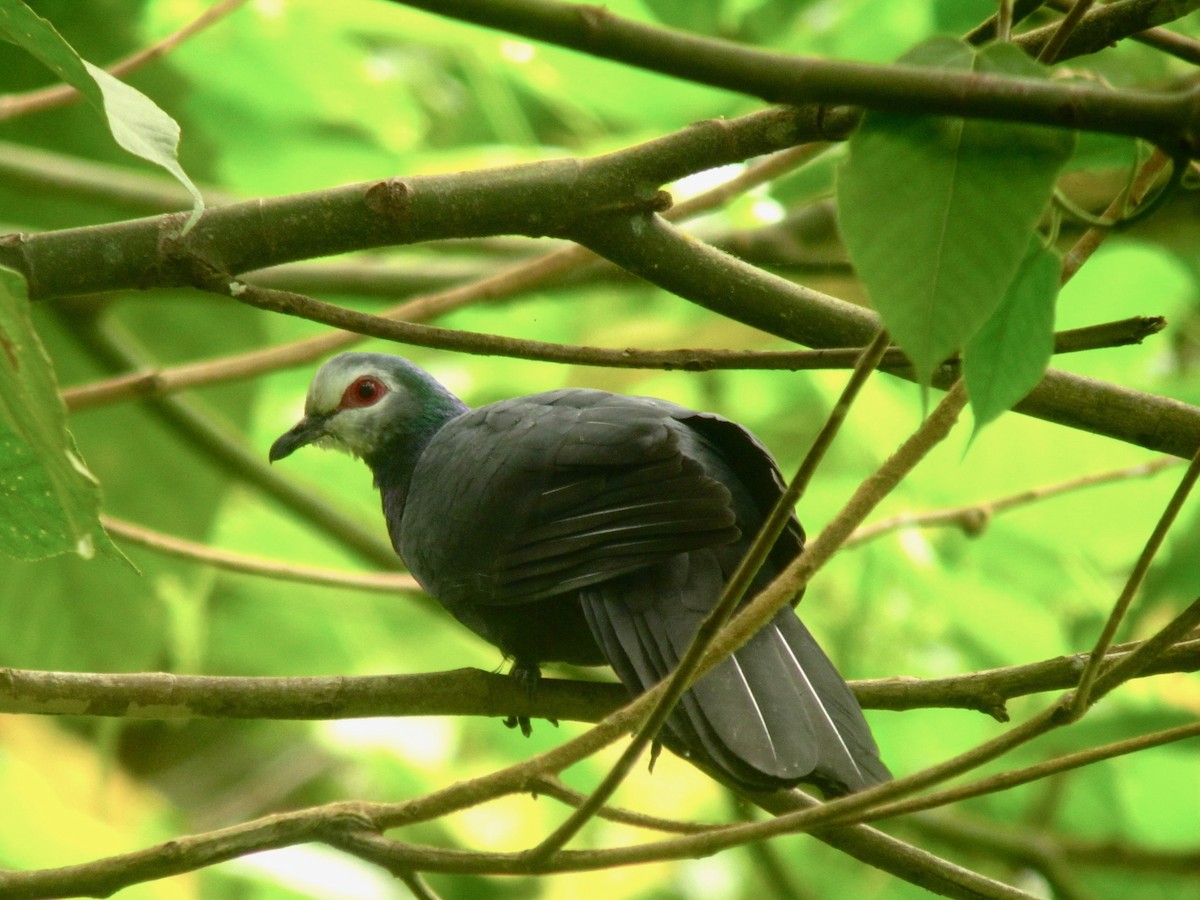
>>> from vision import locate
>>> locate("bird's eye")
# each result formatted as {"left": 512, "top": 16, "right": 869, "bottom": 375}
{"left": 339, "top": 375, "right": 386, "bottom": 409}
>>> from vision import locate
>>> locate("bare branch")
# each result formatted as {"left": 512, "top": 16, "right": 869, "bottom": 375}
{"left": 389, "top": 0, "right": 1200, "bottom": 152}
{"left": 854, "top": 637, "right": 1200, "bottom": 717}
{"left": 527, "top": 776, "right": 716, "bottom": 835}
{"left": 576, "top": 214, "right": 1200, "bottom": 460}
{"left": 1070, "top": 446, "right": 1200, "bottom": 714}
{"left": 848, "top": 720, "right": 1200, "bottom": 824}
{"left": 213, "top": 277, "right": 885, "bottom": 375}
{"left": 846, "top": 456, "right": 1184, "bottom": 547}
{"left": 102, "top": 515, "right": 421, "bottom": 595}
{"left": 2, "top": 637, "right": 1195, "bottom": 723}
{"left": 59, "top": 309, "right": 1165, "bottom": 413}
{"left": 1062, "top": 148, "right": 1173, "bottom": 282}
{"left": 1038, "top": 0, "right": 1097, "bottom": 64}
{"left": 1092, "top": 595, "right": 1200, "bottom": 698}
{"left": 59, "top": 143, "right": 830, "bottom": 412}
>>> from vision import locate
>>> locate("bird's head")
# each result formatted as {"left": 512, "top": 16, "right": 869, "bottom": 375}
{"left": 269, "top": 352, "right": 465, "bottom": 464}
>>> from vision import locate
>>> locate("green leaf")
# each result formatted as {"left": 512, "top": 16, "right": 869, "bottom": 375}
{"left": 964, "top": 239, "right": 1060, "bottom": 435}
{"left": 0, "top": 0, "right": 203, "bottom": 225}
{"left": 837, "top": 37, "right": 1076, "bottom": 384}
{"left": 0, "top": 266, "right": 113, "bottom": 560}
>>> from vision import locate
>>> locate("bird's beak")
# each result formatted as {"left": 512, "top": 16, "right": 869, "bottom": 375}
{"left": 269, "top": 414, "right": 329, "bottom": 462}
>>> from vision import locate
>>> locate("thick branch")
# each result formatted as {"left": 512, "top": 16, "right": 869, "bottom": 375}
{"left": 6, "top": 119, "right": 1197, "bottom": 459}
{"left": 573, "top": 214, "right": 1200, "bottom": 460}
{"left": 391, "top": 0, "right": 1200, "bottom": 154}
{"left": 0, "top": 108, "right": 822, "bottom": 300}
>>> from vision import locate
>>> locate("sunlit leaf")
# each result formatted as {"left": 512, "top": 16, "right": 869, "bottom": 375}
{"left": 838, "top": 37, "right": 1076, "bottom": 384}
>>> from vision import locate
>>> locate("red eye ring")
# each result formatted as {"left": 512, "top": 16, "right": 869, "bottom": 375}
{"left": 339, "top": 375, "right": 387, "bottom": 409}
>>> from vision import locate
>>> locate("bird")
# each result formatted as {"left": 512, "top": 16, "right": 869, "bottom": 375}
{"left": 270, "top": 351, "right": 890, "bottom": 793}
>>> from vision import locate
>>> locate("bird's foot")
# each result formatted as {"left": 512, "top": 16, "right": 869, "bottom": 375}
{"left": 503, "top": 661, "right": 558, "bottom": 737}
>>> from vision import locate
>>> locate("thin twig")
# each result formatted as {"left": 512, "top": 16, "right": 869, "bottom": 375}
{"left": 527, "top": 776, "right": 716, "bottom": 835}
{"left": 102, "top": 515, "right": 421, "bottom": 595}
{"left": 388, "top": 0, "right": 1200, "bottom": 150}
{"left": 1091, "top": 594, "right": 1200, "bottom": 699}
{"left": 907, "top": 814, "right": 1100, "bottom": 900}
{"left": 1069, "top": 445, "right": 1200, "bottom": 715}
{"left": 59, "top": 310, "right": 1165, "bottom": 413}
{"left": 396, "top": 868, "right": 444, "bottom": 900}
{"left": 1038, "top": 0, "right": 1097, "bottom": 64}
{"left": 728, "top": 795, "right": 816, "bottom": 900}
{"left": 853, "top": 636, "right": 1200, "bottom": 716}
{"left": 846, "top": 456, "right": 1184, "bottom": 547}
{"left": 997, "top": 0, "right": 1015, "bottom": 42}
{"left": 1062, "top": 148, "right": 1171, "bottom": 281}
{"left": 844, "top": 720, "right": 1200, "bottom": 825}
{"left": 1043, "top": 0, "right": 1200, "bottom": 66}
{"left": 212, "top": 279, "right": 885, "bottom": 375}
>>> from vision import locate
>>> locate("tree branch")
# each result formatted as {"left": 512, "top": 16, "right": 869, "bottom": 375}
{"left": 101, "top": 515, "right": 421, "bottom": 594}
{"left": 0, "top": 108, "right": 825, "bottom": 300}
{"left": 5, "top": 106, "right": 1195, "bottom": 460}
{"left": 847, "top": 455, "right": 1184, "bottom": 547}
{"left": 1070, "top": 445, "right": 1200, "bottom": 713}
{"left": 847, "top": 720, "right": 1200, "bottom": 825}
{"left": 57, "top": 142, "right": 831, "bottom": 412}
{"left": 574, "top": 213, "right": 1200, "bottom": 459}
{"left": 390, "top": 0, "right": 1200, "bottom": 153}
{"left": 2, "top": 637, "right": 1193, "bottom": 722}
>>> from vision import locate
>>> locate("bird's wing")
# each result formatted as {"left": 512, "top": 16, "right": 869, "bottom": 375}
{"left": 401, "top": 389, "right": 743, "bottom": 605}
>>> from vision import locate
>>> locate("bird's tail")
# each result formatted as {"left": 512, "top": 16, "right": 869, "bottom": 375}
{"left": 581, "top": 557, "right": 889, "bottom": 793}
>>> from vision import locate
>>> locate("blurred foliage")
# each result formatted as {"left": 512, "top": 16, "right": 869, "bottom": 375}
{"left": 1, "top": 1, "right": 1198, "bottom": 899}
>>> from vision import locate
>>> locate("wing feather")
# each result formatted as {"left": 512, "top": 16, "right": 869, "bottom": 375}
{"left": 402, "top": 390, "right": 741, "bottom": 606}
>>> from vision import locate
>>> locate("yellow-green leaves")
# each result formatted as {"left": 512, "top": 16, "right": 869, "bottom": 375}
{"left": 838, "top": 38, "right": 1074, "bottom": 423}
{"left": 0, "top": 0, "right": 203, "bottom": 225}
{"left": 0, "top": 267, "right": 113, "bottom": 560}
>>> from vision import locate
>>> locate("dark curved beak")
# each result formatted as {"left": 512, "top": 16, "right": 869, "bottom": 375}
{"left": 269, "top": 413, "right": 329, "bottom": 462}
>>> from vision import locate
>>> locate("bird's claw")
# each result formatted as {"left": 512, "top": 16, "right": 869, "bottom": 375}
{"left": 504, "top": 661, "right": 557, "bottom": 737}
{"left": 511, "top": 661, "right": 541, "bottom": 694}
{"left": 649, "top": 739, "right": 663, "bottom": 773}
{"left": 503, "top": 713, "right": 533, "bottom": 737}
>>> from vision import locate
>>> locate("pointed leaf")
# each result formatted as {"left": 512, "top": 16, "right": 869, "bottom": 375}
{"left": 838, "top": 37, "right": 1076, "bottom": 384}
{"left": 0, "top": 266, "right": 115, "bottom": 560}
{"left": 965, "top": 240, "right": 1061, "bottom": 435}
{"left": 0, "top": 0, "right": 203, "bottom": 224}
